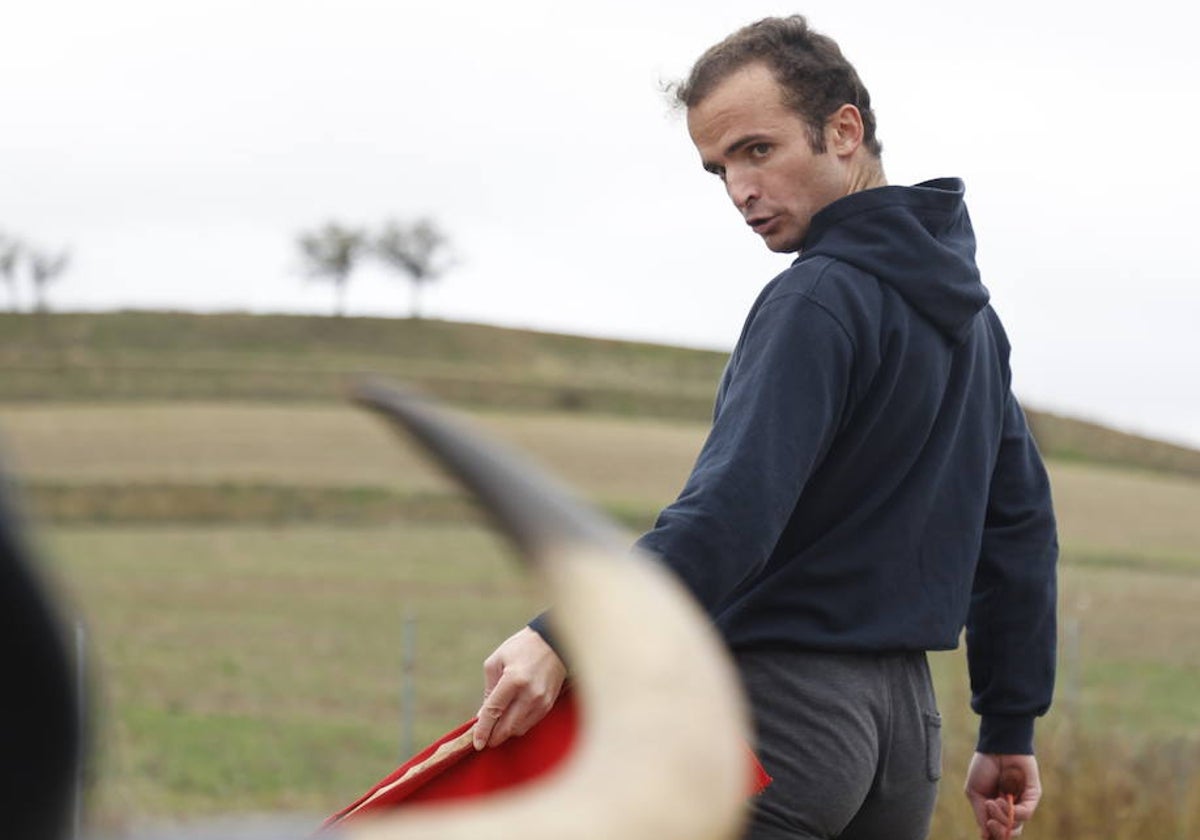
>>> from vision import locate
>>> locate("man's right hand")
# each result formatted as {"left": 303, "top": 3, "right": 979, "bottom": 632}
{"left": 473, "top": 626, "right": 566, "bottom": 751}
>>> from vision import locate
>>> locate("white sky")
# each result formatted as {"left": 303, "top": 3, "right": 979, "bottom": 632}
{"left": 4, "top": 0, "right": 1199, "bottom": 447}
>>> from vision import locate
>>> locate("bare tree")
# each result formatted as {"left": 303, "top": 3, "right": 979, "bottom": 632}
{"left": 298, "top": 222, "right": 366, "bottom": 317}
{"left": 28, "top": 247, "right": 69, "bottom": 314}
{"left": 0, "top": 233, "right": 22, "bottom": 312}
{"left": 374, "top": 217, "right": 454, "bottom": 318}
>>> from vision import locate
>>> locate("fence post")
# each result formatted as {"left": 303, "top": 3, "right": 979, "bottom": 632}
{"left": 1064, "top": 615, "right": 1081, "bottom": 717}
{"left": 401, "top": 610, "right": 416, "bottom": 760}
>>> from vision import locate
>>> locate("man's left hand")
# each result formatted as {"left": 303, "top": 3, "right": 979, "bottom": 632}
{"left": 965, "top": 752, "right": 1042, "bottom": 839}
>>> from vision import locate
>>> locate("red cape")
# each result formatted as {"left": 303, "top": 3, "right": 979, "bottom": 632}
{"left": 324, "top": 688, "right": 770, "bottom": 828}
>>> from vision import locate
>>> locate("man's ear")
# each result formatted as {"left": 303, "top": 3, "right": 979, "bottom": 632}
{"left": 826, "top": 104, "right": 865, "bottom": 157}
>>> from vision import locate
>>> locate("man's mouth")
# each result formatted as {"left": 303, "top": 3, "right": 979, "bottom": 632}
{"left": 747, "top": 215, "right": 776, "bottom": 234}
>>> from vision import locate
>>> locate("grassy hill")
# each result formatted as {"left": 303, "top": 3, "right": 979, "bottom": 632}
{"left": 2, "top": 310, "right": 1197, "bottom": 477}
{"left": 0, "top": 310, "right": 722, "bottom": 418}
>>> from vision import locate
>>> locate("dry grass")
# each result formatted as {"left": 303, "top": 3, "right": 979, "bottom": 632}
{"left": 0, "top": 403, "right": 443, "bottom": 489}
{"left": 0, "top": 312, "right": 725, "bottom": 418}
{"left": 1048, "top": 461, "right": 1200, "bottom": 569}
{"left": 0, "top": 402, "right": 705, "bottom": 510}
{"left": 1030, "top": 411, "right": 1200, "bottom": 478}
{"left": 6, "top": 402, "right": 1200, "bottom": 565}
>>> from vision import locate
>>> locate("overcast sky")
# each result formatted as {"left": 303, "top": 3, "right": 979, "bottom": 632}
{"left": 4, "top": 0, "right": 1199, "bottom": 447}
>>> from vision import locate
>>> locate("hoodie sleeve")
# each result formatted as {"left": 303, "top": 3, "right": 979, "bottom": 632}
{"left": 966, "top": 391, "right": 1058, "bottom": 754}
{"left": 633, "top": 289, "right": 856, "bottom": 614}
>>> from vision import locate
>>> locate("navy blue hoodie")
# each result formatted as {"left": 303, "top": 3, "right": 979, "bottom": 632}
{"left": 536, "top": 178, "right": 1057, "bottom": 754}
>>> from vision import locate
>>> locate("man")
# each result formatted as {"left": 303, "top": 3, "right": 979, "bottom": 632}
{"left": 473, "top": 15, "right": 1057, "bottom": 840}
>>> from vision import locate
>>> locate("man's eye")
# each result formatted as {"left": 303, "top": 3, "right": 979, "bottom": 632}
{"left": 749, "top": 143, "right": 771, "bottom": 158}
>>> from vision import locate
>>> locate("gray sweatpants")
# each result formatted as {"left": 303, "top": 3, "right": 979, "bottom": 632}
{"left": 737, "top": 648, "right": 941, "bottom": 840}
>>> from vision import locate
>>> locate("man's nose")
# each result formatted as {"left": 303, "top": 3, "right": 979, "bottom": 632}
{"left": 726, "top": 170, "right": 759, "bottom": 213}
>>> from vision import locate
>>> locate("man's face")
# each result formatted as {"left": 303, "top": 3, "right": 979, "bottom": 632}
{"left": 687, "top": 62, "right": 847, "bottom": 253}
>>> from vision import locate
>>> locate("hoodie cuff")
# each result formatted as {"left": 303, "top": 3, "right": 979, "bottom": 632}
{"left": 977, "top": 714, "right": 1036, "bottom": 755}
{"left": 527, "top": 611, "right": 566, "bottom": 665}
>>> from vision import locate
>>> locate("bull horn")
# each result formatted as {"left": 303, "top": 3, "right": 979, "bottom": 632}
{"left": 347, "top": 379, "right": 751, "bottom": 840}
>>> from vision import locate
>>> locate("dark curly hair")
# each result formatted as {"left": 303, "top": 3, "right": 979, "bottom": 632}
{"left": 675, "top": 15, "right": 882, "bottom": 157}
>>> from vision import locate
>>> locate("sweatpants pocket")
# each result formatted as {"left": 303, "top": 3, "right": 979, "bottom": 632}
{"left": 923, "top": 712, "right": 943, "bottom": 782}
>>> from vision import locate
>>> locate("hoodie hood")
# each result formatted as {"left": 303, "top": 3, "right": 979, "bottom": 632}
{"left": 799, "top": 178, "right": 989, "bottom": 342}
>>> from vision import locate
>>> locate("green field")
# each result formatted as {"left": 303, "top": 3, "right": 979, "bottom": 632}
{"left": 43, "top": 523, "right": 538, "bottom": 825}
{"left": 3, "top": 312, "right": 1199, "bottom": 838}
